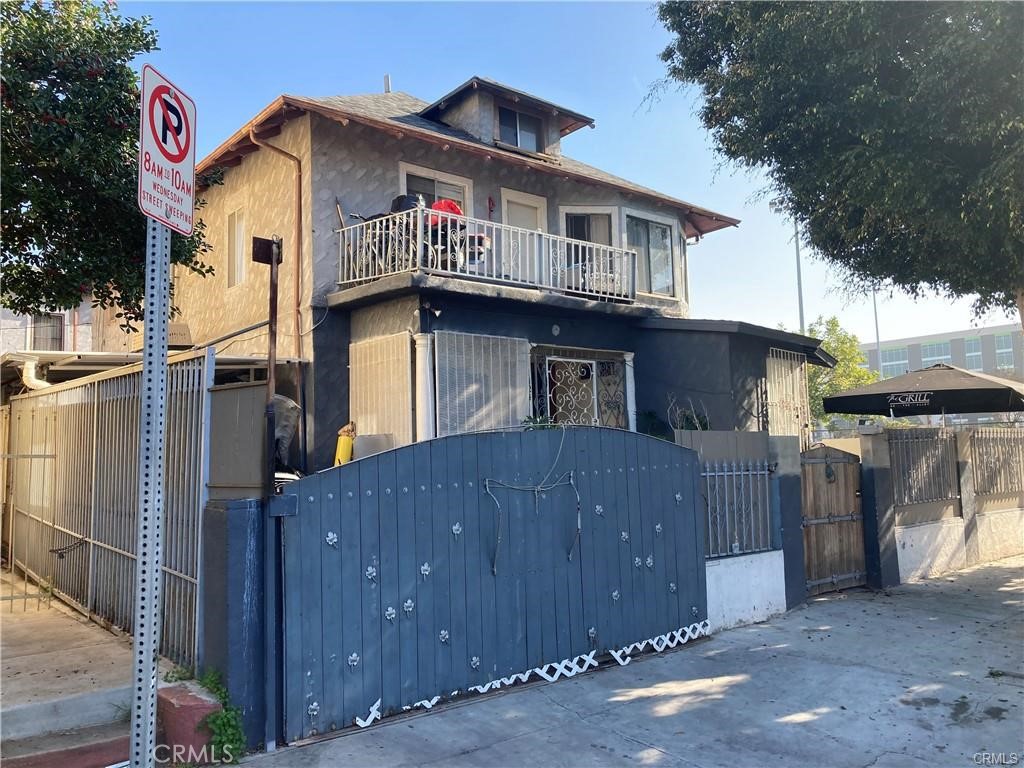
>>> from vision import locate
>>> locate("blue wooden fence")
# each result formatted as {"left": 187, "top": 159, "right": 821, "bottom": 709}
{"left": 272, "top": 427, "right": 707, "bottom": 741}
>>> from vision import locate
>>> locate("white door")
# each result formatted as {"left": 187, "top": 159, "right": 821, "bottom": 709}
{"left": 501, "top": 190, "right": 547, "bottom": 284}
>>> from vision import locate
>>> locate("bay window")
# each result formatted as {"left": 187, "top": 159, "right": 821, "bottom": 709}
{"left": 627, "top": 215, "right": 674, "bottom": 295}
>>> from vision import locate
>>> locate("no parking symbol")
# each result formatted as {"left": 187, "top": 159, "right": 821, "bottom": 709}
{"left": 137, "top": 64, "right": 196, "bottom": 235}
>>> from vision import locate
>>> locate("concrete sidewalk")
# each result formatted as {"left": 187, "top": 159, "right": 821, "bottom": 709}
{"left": 246, "top": 556, "right": 1024, "bottom": 767}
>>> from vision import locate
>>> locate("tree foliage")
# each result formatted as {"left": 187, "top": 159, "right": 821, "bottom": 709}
{"left": 1, "top": 0, "right": 214, "bottom": 327}
{"left": 657, "top": 2, "right": 1024, "bottom": 324}
{"left": 804, "top": 315, "right": 878, "bottom": 427}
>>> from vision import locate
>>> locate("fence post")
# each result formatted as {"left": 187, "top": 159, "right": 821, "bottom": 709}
{"left": 956, "top": 428, "right": 980, "bottom": 567}
{"left": 768, "top": 435, "right": 804, "bottom": 608}
{"left": 859, "top": 430, "right": 901, "bottom": 589}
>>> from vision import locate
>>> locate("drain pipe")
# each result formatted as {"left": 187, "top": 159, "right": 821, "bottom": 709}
{"left": 248, "top": 128, "right": 308, "bottom": 469}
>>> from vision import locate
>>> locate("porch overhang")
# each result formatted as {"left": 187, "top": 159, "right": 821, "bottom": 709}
{"left": 636, "top": 317, "right": 837, "bottom": 367}
{"left": 326, "top": 271, "right": 666, "bottom": 319}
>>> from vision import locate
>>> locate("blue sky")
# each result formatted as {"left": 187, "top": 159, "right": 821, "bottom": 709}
{"left": 128, "top": 1, "right": 1016, "bottom": 342}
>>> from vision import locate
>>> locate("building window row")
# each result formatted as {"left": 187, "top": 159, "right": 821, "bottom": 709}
{"left": 880, "top": 347, "right": 909, "bottom": 379}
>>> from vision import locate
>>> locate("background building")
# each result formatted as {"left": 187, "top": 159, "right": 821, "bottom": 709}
{"left": 860, "top": 322, "right": 1023, "bottom": 424}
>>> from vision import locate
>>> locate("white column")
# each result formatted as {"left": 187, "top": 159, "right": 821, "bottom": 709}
{"left": 413, "top": 332, "right": 436, "bottom": 441}
{"left": 624, "top": 352, "right": 637, "bottom": 432}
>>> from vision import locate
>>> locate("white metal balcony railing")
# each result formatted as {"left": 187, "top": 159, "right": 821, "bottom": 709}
{"left": 337, "top": 206, "right": 637, "bottom": 302}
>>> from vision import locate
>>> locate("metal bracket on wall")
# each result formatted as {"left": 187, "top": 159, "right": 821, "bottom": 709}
{"left": 269, "top": 494, "right": 298, "bottom": 517}
{"left": 801, "top": 513, "right": 863, "bottom": 527}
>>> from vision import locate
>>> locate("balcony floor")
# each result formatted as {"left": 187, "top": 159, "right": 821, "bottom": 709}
{"left": 327, "top": 270, "right": 677, "bottom": 317}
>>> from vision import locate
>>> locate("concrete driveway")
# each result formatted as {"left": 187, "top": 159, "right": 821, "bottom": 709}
{"left": 246, "top": 556, "right": 1024, "bottom": 767}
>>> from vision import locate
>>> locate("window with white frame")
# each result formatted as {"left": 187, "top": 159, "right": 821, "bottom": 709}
{"left": 565, "top": 213, "right": 612, "bottom": 246}
{"left": 921, "top": 341, "right": 951, "bottom": 367}
{"left": 31, "top": 314, "right": 64, "bottom": 351}
{"left": 226, "top": 209, "right": 245, "bottom": 288}
{"left": 880, "top": 347, "right": 909, "bottom": 379}
{"left": 965, "top": 337, "right": 983, "bottom": 371}
{"left": 401, "top": 163, "right": 471, "bottom": 213}
{"left": 498, "top": 106, "right": 543, "bottom": 153}
{"left": 626, "top": 215, "right": 674, "bottom": 295}
{"left": 995, "top": 334, "right": 1014, "bottom": 370}
{"left": 434, "top": 331, "right": 531, "bottom": 437}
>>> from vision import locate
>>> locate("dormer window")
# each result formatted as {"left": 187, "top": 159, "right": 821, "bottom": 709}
{"left": 498, "top": 107, "right": 542, "bottom": 153}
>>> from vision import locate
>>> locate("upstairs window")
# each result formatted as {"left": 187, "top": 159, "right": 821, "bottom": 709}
{"left": 995, "top": 334, "right": 1014, "bottom": 370}
{"left": 565, "top": 213, "right": 612, "bottom": 246}
{"left": 965, "top": 337, "right": 982, "bottom": 371}
{"left": 880, "top": 347, "right": 909, "bottom": 379}
{"left": 921, "top": 341, "right": 951, "bottom": 367}
{"left": 227, "top": 209, "right": 245, "bottom": 288}
{"left": 627, "top": 215, "right": 674, "bottom": 295}
{"left": 498, "top": 107, "right": 542, "bottom": 153}
{"left": 31, "top": 314, "right": 64, "bottom": 351}
{"left": 406, "top": 173, "right": 466, "bottom": 209}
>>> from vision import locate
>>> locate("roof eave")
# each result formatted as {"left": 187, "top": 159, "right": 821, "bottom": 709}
{"left": 195, "top": 95, "right": 739, "bottom": 237}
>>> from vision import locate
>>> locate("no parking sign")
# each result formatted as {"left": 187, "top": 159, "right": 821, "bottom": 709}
{"left": 137, "top": 64, "right": 196, "bottom": 235}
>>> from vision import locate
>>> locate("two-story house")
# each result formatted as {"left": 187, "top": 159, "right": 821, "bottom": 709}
{"left": 95, "top": 76, "right": 834, "bottom": 469}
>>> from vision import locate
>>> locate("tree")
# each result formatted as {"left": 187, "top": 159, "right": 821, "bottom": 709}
{"left": 804, "top": 316, "right": 878, "bottom": 428}
{"left": 657, "top": 2, "right": 1024, "bottom": 326}
{"left": 1, "top": 0, "right": 213, "bottom": 328}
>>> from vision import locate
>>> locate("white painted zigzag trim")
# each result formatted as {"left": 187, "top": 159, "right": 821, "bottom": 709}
{"left": 609, "top": 620, "right": 711, "bottom": 666}
{"left": 355, "top": 620, "right": 710, "bottom": 728}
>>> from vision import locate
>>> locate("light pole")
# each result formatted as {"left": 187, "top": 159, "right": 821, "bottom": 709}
{"left": 770, "top": 202, "right": 805, "bottom": 334}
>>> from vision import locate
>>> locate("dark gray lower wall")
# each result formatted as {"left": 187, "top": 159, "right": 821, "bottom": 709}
{"left": 396, "top": 293, "right": 778, "bottom": 436}
{"left": 769, "top": 436, "right": 805, "bottom": 608}
{"left": 309, "top": 310, "right": 351, "bottom": 471}
{"left": 201, "top": 498, "right": 265, "bottom": 749}
{"left": 859, "top": 432, "right": 901, "bottom": 589}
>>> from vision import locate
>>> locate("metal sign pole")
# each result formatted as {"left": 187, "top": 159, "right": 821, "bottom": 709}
{"left": 130, "top": 217, "right": 171, "bottom": 768}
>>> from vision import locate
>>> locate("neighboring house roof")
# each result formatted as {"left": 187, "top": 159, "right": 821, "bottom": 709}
{"left": 418, "top": 75, "right": 595, "bottom": 136}
{"left": 198, "top": 90, "right": 739, "bottom": 239}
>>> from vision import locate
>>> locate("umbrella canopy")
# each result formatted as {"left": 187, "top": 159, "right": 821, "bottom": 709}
{"left": 823, "top": 364, "right": 1024, "bottom": 416}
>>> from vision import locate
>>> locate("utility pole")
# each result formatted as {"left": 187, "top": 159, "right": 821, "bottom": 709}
{"left": 793, "top": 218, "right": 805, "bottom": 335}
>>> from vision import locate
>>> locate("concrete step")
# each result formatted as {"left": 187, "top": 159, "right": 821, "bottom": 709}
{"left": 0, "top": 721, "right": 129, "bottom": 768}
{"left": 0, "top": 684, "right": 133, "bottom": 741}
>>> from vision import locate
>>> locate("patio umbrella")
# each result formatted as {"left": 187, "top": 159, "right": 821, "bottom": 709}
{"left": 822, "top": 364, "right": 1024, "bottom": 417}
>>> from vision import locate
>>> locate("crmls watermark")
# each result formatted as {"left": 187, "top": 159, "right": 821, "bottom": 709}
{"left": 974, "top": 752, "right": 1020, "bottom": 766}
{"left": 154, "top": 743, "right": 235, "bottom": 764}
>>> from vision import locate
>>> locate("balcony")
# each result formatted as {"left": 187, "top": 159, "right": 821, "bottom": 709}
{"left": 337, "top": 206, "right": 637, "bottom": 303}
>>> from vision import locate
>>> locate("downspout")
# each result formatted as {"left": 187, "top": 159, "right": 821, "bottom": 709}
{"left": 248, "top": 128, "right": 309, "bottom": 469}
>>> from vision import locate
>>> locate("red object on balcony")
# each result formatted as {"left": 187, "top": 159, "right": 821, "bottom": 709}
{"left": 429, "top": 198, "right": 463, "bottom": 227}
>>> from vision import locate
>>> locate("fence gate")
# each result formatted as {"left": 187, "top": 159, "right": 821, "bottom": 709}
{"left": 800, "top": 446, "right": 865, "bottom": 596}
{"left": 274, "top": 427, "right": 709, "bottom": 742}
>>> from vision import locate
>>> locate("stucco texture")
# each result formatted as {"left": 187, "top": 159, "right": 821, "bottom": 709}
{"left": 309, "top": 114, "right": 690, "bottom": 315}
{"left": 94, "top": 116, "right": 315, "bottom": 359}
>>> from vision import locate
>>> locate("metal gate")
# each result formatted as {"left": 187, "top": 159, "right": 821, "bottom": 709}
{"left": 800, "top": 446, "right": 865, "bottom": 596}
{"left": 273, "top": 427, "right": 709, "bottom": 742}
{"left": 2, "top": 349, "right": 214, "bottom": 665}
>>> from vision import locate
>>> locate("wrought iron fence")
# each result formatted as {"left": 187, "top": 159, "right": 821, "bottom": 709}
{"left": 702, "top": 460, "right": 773, "bottom": 558}
{"left": 337, "top": 206, "right": 637, "bottom": 302}
{"left": 972, "top": 428, "right": 1024, "bottom": 495}
{"left": 888, "top": 428, "right": 960, "bottom": 506}
{"left": 4, "top": 349, "right": 213, "bottom": 666}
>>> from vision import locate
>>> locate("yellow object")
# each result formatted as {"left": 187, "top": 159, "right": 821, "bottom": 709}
{"left": 334, "top": 435, "right": 353, "bottom": 466}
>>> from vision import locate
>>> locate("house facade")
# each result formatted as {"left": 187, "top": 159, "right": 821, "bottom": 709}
{"left": 94, "top": 76, "right": 832, "bottom": 470}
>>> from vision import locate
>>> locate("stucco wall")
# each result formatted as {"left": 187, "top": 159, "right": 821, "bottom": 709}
{"left": 895, "top": 518, "right": 967, "bottom": 581}
{"left": 309, "top": 115, "right": 690, "bottom": 315}
{"left": 974, "top": 508, "right": 1024, "bottom": 563}
{"left": 94, "top": 116, "right": 315, "bottom": 358}
{"left": 705, "top": 550, "right": 787, "bottom": 630}
{"left": 2, "top": 305, "right": 93, "bottom": 354}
